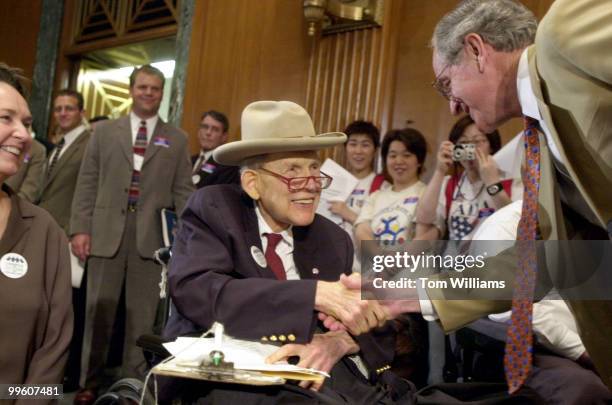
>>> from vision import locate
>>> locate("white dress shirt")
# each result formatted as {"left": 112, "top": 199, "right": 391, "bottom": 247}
{"left": 255, "top": 206, "right": 300, "bottom": 280}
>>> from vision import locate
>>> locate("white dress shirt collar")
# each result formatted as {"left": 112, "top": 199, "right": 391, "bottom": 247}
{"left": 51, "top": 124, "right": 87, "bottom": 161}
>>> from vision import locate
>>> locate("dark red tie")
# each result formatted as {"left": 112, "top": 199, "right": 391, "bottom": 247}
{"left": 264, "top": 233, "right": 286, "bottom": 280}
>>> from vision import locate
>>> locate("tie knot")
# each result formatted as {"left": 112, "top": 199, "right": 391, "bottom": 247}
{"left": 140, "top": 120, "right": 146, "bottom": 127}
{"left": 265, "top": 233, "right": 283, "bottom": 249}
{"left": 57, "top": 138, "right": 65, "bottom": 146}
{"left": 523, "top": 116, "right": 538, "bottom": 131}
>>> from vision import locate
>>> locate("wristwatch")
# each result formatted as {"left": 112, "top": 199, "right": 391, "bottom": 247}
{"left": 486, "top": 182, "right": 504, "bottom": 196}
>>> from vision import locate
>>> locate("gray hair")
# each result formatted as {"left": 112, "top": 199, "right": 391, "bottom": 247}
{"left": 239, "top": 155, "right": 267, "bottom": 175}
{"left": 432, "top": 0, "right": 537, "bottom": 65}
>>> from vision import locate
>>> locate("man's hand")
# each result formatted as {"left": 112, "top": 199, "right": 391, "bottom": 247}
{"left": 315, "top": 276, "right": 387, "bottom": 336}
{"left": 71, "top": 233, "right": 91, "bottom": 261}
{"left": 340, "top": 273, "right": 421, "bottom": 320}
{"left": 265, "top": 331, "right": 359, "bottom": 391}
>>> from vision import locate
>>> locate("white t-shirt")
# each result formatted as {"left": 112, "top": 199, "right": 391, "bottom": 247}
{"left": 434, "top": 173, "right": 522, "bottom": 241}
{"left": 356, "top": 181, "right": 427, "bottom": 244}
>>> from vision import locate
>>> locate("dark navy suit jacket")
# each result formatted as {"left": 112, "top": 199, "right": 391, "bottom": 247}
{"left": 164, "top": 184, "right": 396, "bottom": 372}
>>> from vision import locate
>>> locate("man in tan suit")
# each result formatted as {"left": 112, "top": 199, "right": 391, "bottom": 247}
{"left": 70, "top": 64, "right": 194, "bottom": 399}
{"left": 333, "top": 0, "right": 612, "bottom": 394}
{"left": 36, "top": 89, "right": 91, "bottom": 392}
{"left": 5, "top": 136, "right": 46, "bottom": 202}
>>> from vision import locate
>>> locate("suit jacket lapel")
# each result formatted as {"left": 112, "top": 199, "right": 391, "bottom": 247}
{"left": 45, "top": 129, "right": 89, "bottom": 186}
{"left": 117, "top": 117, "right": 134, "bottom": 167}
{"left": 0, "top": 186, "right": 32, "bottom": 253}
{"left": 528, "top": 47, "right": 607, "bottom": 228}
{"left": 143, "top": 119, "right": 163, "bottom": 167}
{"left": 240, "top": 196, "right": 271, "bottom": 279}
{"left": 293, "top": 227, "right": 319, "bottom": 280}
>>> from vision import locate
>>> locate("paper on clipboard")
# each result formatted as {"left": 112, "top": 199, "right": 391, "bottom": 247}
{"left": 70, "top": 250, "right": 85, "bottom": 288}
{"left": 160, "top": 336, "right": 329, "bottom": 382}
{"left": 316, "top": 159, "right": 359, "bottom": 224}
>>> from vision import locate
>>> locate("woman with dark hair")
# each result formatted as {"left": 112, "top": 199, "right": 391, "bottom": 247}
{"left": 354, "top": 128, "right": 428, "bottom": 246}
{"left": 0, "top": 63, "right": 72, "bottom": 394}
{"left": 416, "top": 115, "right": 516, "bottom": 241}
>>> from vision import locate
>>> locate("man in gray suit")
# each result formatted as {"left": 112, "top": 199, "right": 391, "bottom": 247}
{"left": 70, "top": 64, "right": 194, "bottom": 398}
{"left": 38, "top": 89, "right": 91, "bottom": 392}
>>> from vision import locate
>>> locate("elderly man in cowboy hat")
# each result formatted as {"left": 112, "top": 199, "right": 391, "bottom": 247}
{"left": 162, "top": 100, "right": 413, "bottom": 404}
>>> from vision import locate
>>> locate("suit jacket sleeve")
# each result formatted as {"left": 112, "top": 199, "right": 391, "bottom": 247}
{"left": 69, "top": 129, "right": 100, "bottom": 236}
{"left": 168, "top": 189, "right": 318, "bottom": 343}
{"left": 538, "top": 0, "right": 612, "bottom": 86}
{"left": 337, "top": 232, "right": 397, "bottom": 372}
{"left": 16, "top": 140, "right": 46, "bottom": 203}
{"left": 23, "top": 220, "right": 73, "bottom": 388}
{"left": 171, "top": 131, "right": 195, "bottom": 215}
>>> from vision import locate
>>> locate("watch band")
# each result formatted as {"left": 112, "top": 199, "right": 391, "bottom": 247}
{"left": 486, "top": 181, "right": 504, "bottom": 196}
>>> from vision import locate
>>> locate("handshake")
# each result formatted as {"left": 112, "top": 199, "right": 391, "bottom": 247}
{"left": 314, "top": 273, "right": 421, "bottom": 335}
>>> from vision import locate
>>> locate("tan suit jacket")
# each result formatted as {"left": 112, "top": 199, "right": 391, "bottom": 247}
{"left": 70, "top": 116, "right": 194, "bottom": 258}
{"left": 0, "top": 185, "right": 73, "bottom": 392}
{"left": 429, "top": 0, "right": 612, "bottom": 387}
{"left": 38, "top": 128, "right": 91, "bottom": 234}
{"left": 5, "top": 139, "right": 46, "bottom": 203}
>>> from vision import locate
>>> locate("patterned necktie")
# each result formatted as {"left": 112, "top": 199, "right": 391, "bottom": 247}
{"left": 264, "top": 233, "right": 287, "bottom": 280}
{"left": 504, "top": 117, "right": 540, "bottom": 393}
{"left": 128, "top": 121, "right": 148, "bottom": 205}
{"left": 46, "top": 137, "right": 65, "bottom": 179}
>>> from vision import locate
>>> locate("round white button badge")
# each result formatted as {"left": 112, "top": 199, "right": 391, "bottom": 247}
{"left": 0, "top": 253, "right": 28, "bottom": 279}
{"left": 250, "top": 246, "right": 267, "bottom": 268}
{"left": 192, "top": 174, "right": 201, "bottom": 185}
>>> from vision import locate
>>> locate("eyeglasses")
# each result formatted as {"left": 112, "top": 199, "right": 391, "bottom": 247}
{"left": 199, "top": 123, "right": 223, "bottom": 133}
{"left": 259, "top": 167, "right": 333, "bottom": 192}
{"left": 53, "top": 105, "right": 79, "bottom": 113}
{"left": 458, "top": 138, "right": 488, "bottom": 146}
{"left": 431, "top": 63, "right": 453, "bottom": 100}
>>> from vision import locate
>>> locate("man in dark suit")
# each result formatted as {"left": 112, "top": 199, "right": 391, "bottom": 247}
{"left": 70, "top": 65, "right": 194, "bottom": 401}
{"left": 37, "top": 89, "right": 91, "bottom": 392}
{"left": 163, "top": 101, "right": 412, "bottom": 404}
{"left": 190, "top": 110, "right": 239, "bottom": 188}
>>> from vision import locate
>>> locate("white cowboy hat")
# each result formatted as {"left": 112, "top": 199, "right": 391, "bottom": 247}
{"left": 213, "top": 100, "right": 346, "bottom": 165}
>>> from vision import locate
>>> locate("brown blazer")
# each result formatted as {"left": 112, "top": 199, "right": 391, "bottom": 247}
{"left": 5, "top": 139, "right": 46, "bottom": 203}
{"left": 429, "top": 0, "right": 612, "bottom": 387}
{"left": 0, "top": 185, "right": 73, "bottom": 393}
{"left": 38, "top": 128, "right": 91, "bottom": 234}
{"left": 70, "top": 116, "right": 194, "bottom": 258}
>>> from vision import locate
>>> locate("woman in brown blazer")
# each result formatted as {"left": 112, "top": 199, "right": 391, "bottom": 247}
{"left": 0, "top": 63, "right": 72, "bottom": 400}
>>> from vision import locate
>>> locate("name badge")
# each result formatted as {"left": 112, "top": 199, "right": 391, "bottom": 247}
{"left": 202, "top": 162, "right": 216, "bottom": 174}
{"left": 153, "top": 136, "right": 170, "bottom": 148}
{"left": 1, "top": 253, "right": 28, "bottom": 279}
{"left": 251, "top": 246, "right": 267, "bottom": 268}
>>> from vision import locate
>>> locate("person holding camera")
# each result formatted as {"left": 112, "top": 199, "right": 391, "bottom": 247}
{"left": 415, "top": 116, "right": 518, "bottom": 242}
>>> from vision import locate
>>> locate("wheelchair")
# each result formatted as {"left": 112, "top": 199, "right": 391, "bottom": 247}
{"left": 93, "top": 247, "right": 172, "bottom": 405}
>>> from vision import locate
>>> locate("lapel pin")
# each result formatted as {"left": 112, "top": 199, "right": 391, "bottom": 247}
{"left": 312, "top": 268, "right": 319, "bottom": 275}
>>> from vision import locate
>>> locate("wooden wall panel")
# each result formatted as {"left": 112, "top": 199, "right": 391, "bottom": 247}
{"left": 180, "top": 0, "right": 312, "bottom": 154}
{"left": 0, "top": 0, "right": 42, "bottom": 89}
{"left": 306, "top": 0, "right": 402, "bottom": 163}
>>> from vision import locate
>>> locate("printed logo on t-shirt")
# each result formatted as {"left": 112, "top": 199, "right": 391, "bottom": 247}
{"left": 449, "top": 201, "right": 495, "bottom": 240}
{"left": 372, "top": 206, "right": 414, "bottom": 244}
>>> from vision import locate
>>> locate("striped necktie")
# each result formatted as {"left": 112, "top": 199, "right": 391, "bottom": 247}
{"left": 46, "top": 137, "right": 65, "bottom": 179}
{"left": 504, "top": 117, "right": 540, "bottom": 393}
{"left": 128, "top": 121, "right": 148, "bottom": 206}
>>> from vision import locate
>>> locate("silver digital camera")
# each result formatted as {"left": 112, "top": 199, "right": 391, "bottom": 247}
{"left": 452, "top": 143, "right": 476, "bottom": 161}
